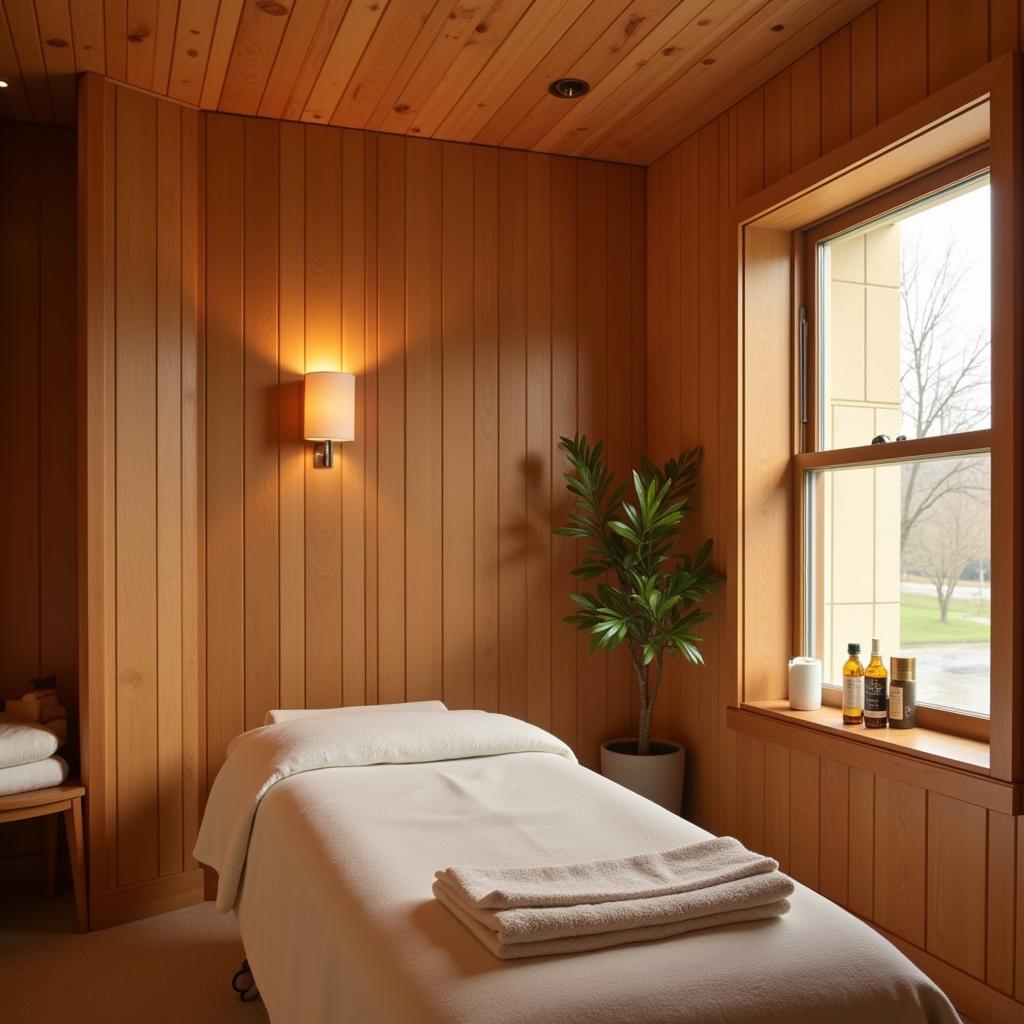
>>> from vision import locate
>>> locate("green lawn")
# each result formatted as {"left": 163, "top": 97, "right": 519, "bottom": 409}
{"left": 900, "top": 593, "right": 990, "bottom": 645}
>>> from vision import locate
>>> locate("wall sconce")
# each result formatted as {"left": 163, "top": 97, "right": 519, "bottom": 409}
{"left": 304, "top": 371, "right": 355, "bottom": 468}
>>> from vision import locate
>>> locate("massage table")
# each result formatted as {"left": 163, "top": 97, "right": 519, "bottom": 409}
{"left": 198, "top": 705, "right": 960, "bottom": 1024}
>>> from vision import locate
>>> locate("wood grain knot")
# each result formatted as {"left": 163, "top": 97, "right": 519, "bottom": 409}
{"left": 127, "top": 31, "right": 149, "bottom": 44}
{"left": 45, "top": 38, "right": 70, "bottom": 48}
{"left": 257, "top": 1, "right": 288, "bottom": 15}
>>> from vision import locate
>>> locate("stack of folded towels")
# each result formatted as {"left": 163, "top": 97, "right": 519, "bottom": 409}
{"left": 0, "top": 685, "right": 69, "bottom": 797}
{"left": 434, "top": 836, "right": 794, "bottom": 960}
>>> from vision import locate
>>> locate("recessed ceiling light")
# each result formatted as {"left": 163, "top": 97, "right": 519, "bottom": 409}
{"left": 549, "top": 78, "right": 589, "bottom": 99}
{"left": 0, "top": 80, "right": 8, "bottom": 88}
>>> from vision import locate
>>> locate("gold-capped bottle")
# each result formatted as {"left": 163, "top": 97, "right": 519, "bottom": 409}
{"left": 864, "top": 638, "right": 888, "bottom": 729}
{"left": 842, "top": 643, "right": 864, "bottom": 725}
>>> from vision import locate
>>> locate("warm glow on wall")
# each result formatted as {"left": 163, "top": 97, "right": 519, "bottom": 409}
{"left": 304, "top": 371, "right": 355, "bottom": 468}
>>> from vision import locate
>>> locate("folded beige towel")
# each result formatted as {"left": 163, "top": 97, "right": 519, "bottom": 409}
{"left": 434, "top": 869, "right": 795, "bottom": 944}
{"left": 434, "top": 882, "right": 791, "bottom": 960}
{"left": 436, "top": 836, "right": 777, "bottom": 910}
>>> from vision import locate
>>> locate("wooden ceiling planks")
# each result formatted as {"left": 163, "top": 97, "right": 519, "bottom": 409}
{"left": 0, "top": 0, "right": 878, "bottom": 164}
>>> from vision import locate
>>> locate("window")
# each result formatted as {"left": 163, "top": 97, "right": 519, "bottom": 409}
{"left": 803, "top": 171, "right": 992, "bottom": 722}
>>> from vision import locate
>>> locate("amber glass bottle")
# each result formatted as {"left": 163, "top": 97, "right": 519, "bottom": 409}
{"left": 842, "top": 643, "right": 864, "bottom": 725}
{"left": 864, "top": 638, "right": 888, "bottom": 729}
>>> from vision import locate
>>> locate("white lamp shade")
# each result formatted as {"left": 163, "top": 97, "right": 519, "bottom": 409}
{"left": 304, "top": 371, "right": 355, "bottom": 441}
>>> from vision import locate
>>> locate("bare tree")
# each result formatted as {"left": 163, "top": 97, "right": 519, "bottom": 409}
{"left": 903, "top": 473, "right": 989, "bottom": 624}
{"left": 899, "top": 232, "right": 989, "bottom": 552}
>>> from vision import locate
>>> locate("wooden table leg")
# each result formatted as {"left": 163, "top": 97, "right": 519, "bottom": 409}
{"left": 42, "top": 814, "right": 58, "bottom": 897}
{"left": 63, "top": 798, "right": 88, "bottom": 932}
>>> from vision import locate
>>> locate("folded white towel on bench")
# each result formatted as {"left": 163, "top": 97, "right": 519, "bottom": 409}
{"left": 0, "top": 714, "right": 60, "bottom": 769}
{"left": 0, "top": 755, "right": 68, "bottom": 797}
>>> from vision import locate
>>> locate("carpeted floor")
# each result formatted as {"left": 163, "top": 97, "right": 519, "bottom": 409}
{"left": 0, "top": 891, "right": 270, "bottom": 1023}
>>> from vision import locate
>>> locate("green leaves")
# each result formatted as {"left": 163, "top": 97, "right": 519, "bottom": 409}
{"left": 554, "top": 433, "right": 723, "bottom": 690}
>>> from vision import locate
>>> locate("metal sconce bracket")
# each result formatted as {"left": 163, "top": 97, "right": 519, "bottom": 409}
{"left": 312, "top": 439, "right": 334, "bottom": 469}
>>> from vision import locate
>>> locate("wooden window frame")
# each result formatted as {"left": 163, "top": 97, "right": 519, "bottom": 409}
{"left": 728, "top": 54, "right": 1023, "bottom": 783}
{"left": 799, "top": 151, "right": 992, "bottom": 743}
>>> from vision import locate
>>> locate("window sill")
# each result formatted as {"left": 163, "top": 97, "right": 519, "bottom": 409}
{"left": 728, "top": 702, "right": 1020, "bottom": 815}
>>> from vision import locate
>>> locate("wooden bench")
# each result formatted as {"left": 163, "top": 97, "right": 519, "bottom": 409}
{"left": 0, "top": 781, "right": 86, "bottom": 930}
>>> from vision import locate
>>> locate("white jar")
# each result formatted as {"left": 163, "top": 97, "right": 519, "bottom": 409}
{"left": 788, "top": 657, "right": 822, "bottom": 710}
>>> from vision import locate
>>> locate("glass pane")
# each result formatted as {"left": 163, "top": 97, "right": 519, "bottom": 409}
{"left": 807, "top": 453, "right": 990, "bottom": 716}
{"left": 818, "top": 176, "right": 991, "bottom": 452}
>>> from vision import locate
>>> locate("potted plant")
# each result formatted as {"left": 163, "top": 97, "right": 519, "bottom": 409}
{"left": 554, "top": 435, "right": 722, "bottom": 812}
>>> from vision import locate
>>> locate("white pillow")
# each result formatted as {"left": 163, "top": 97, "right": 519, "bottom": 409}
{"left": 263, "top": 700, "right": 447, "bottom": 726}
{"left": 0, "top": 714, "right": 60, "bottom": 769}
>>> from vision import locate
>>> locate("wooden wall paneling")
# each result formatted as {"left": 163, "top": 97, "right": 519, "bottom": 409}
{"left": 990, "top": 0, "right": 1020, "bottom": 55}
{"left": 985, "top": 811, "right": 1017, "bottom": 994}
{"left": 242, "top": 116, "right": 281, "bottom": 728}
{"left": 114, "top": 87, "right": 160, "bottom": 887}
{"left": 926, "top": 793, "right": 988, "bottom": 979}
{"left": 497, "top": 149, "right": 528, "bottom": 722}
{"left": 37, "top": 127, "right": 79, "bottom": 729}
{"left": 1017, "top": 816, "right": 1024, "bottom": 1000}
{"left": 204, "top": 112, "right": 246, "bottom": 780}
{"left": 362, "top": 132, "right": 380, "bottom": 707}
{"left": 603, "top": 162, "right": 634, "bottom": 743}
{"left": 788, "top": 748, "right": 820, "bottom": 888}
{"left": 549, "top": 157, "right": 579, "bottom": 749}
{"left": 340, "top": 129, "right": 367, "bottom": 708}
{"left": 820, "top": 27, "right": 852, "bottom": 154}
{"left": 525, "top": 152, "right": 553, "bottom": 731}
{"left": 763, "top": 741, "right": 791, "bottom": 871}
{"left": 180, "top": 104, "right": 203, "bottom": 867}
{"left": 4, "top": 0, "right": 54, "bottom": 122}
{"left": 693, "top": 120, "right": 720, "bottom": 829}
{"left": 877, "top": 0, "right": 929, "bottom": 122}
{"left": 277, "top": 121, "right": 306, "bottom": 711}
{"left": 873, "top": 775, "right": 927, "bottom": 946}
{"left": 155, "top": 100, "right": 184, "bottom": 877}
{"left": 928, "top": 0, "right": 990, "bottom": 92}
{"left": 819, "top": 758, "right": 850, "bottom": 906}
{"left": 303, "top": 124, "right": 344, "bottom": 709}
{"left": 849, "top": 7, "right": 878, "bottom": 136}
{"left": 218, "top": 0, "right": 292, "bottom": 115}
{"left": 575, "top": 159, "right": 608, "bottom": 769}
{"left": 0, "top": 124, "right": 41, "bottom": 703}
{"left": 847, "top": 765, "right": 875, "bottom": 919}
{"left": 736, "top": 88, "right": 765, "bottom": 201}
{"left": 441, "top": 141, "right": 476, "bottom": 712}
{"left": 472, "top": 145, "right": 499, "bottom": 714}
{"left": 763, "top": 71, "right": 792, "bottom": 187}
{"left": 405, "top": 137, "right": 444, "bottom": 704}
{"left": 789, "top": 49, "right": 822, "bottom": 170}
{"left": 736, "top": 733, "right": 766, "bottom": 852}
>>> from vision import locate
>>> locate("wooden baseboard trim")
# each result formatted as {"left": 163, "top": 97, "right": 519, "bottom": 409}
{"left": 871, "top": 923, "right": 1024, "bottom": 1023}
{"left": 89, "top": 868, "right": 204, "bottom": 930}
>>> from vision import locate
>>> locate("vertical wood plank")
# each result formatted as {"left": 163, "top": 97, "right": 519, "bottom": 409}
{"left": 819, "top": 759, "right": 849, "bottom": 906}
{"left": 155, "top": 101, "right": 183, "bottom": 877}
{"left": 850, "top": 8, "right": 878, "bottom": 137}
{"left": 376, "top": 134, "right": 407, "bottom": 705}
{"left": 928, "top": 0, "right": 989, "bottom": 92}
{"left": 736, "top": 734, "right": 765, "bottom": 852}
{"left": 473, "top": 146, "right": 499, "bottom": 714}
{"left": 243, "top": 117, "right": 281, "bottom": 729}
{"left": 990, "top": 0, "right": 1019, "bottom": 55}
{"left": 763, "top": 71, "right": 791, "bottom": 186}
{"left": 278, "top": 121, "right": 306, "bottom": 710}
{"left": 204, "top": 113, "right": 246, "bottom": 782}
{"left": 877, "top": 0, "right": 928, "bottom": 122}
{"left": 986, "top": 811, "right": 1016, "bottom": 994}
{"left": 115, "top": 89, "right": 159, "bottom": 886}
{"left": 441, "top": 142, "right": 476, "bottom": 712}
{"left": 550, "top": 157, "right": 578, "bottom": 749}
{"left": 762, "top": 741, "right": 790, "bottom": 871}
{"left": 526, "top": 153, "right": 553, "bottom": 731}
{"left": 341, "top": 130, "right": 367, "bottom": 708}
{"left": 873, "top": 776, "right": 926, "bottom": 947}
{"left": 926, "top": 793, "right": 987, "bottom": 978}
{"left": 736, "top": 89, "right": 765, "bottom": 200}
{"left": 405, "top": 138, "right": 444, "bottom": 703}
{"left": 821, "top": 28, "right": 852, "bottom": 153}
{"left": 1017, "top": 816, "right": 1024, "bottom": 999}
{"left": 789, "top": 749, "right": 820, "bottom": 888}
{"left": 304, "top": 125, "right": 343, "bottom": 709}
{"left": 848, "top": 766, "right": 875, "bottom": 918}
{"left": 790, "top": 49, "right": 822, "bottom": 171}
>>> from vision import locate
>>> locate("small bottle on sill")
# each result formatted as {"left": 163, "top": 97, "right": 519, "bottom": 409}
{"left": 864, "top": 638, "right": 888, "bottom": 729}
{"left": 889, "top": 657, "right": 917, "bottom": 729}
{"left": 842, "top": 643, "right": 864, "bottom": 725}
